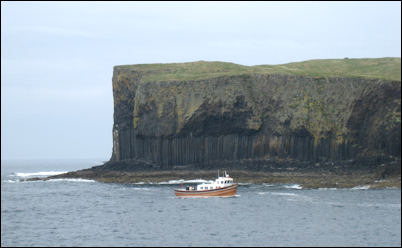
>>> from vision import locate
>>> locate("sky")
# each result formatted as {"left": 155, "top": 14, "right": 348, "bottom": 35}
{"left": 1, "top": 1, "right": 401, "bottom": 160}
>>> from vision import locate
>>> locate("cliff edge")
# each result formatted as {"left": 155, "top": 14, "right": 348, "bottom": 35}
{"left": 37, "top": 58, "right": 401, "bottom": 188}
{"left": 108, "top": 58, "right": 401, "bottom": 172}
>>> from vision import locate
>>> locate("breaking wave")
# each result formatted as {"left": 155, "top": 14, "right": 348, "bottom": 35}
{"left": 283, "top": 184, "right": 302, "bottom": 189}
{"left": 4, "top": 179, "right": 18, "bottom": 183}
{"left": 271, "top": 192, "right": 298, "bottom": 197}
{"left": 157, "top": 179, "right": 209, "bottom": 184}
{"left": 15, "top": 171, "right": 67, "bottom": 178}
{"left": 3, "top": 177, "right": 95, "bottom": 183}
{"left": 352, "top": 185, "right": 371, "bottom": 190}
{"left": 47, "top": 178, "right": 95, "bottom": 183}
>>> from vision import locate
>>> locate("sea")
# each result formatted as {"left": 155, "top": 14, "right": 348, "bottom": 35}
{"left": 1, "top": 159, "right": 401, "bottom": 247}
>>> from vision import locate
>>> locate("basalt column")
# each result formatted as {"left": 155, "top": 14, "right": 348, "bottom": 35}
{"left": 109, "top": 64, "right": 401, "bottom": 169}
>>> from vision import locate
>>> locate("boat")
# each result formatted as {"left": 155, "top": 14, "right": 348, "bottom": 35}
{"left": 174, "top": 171, "right": 238, "bottom": 197}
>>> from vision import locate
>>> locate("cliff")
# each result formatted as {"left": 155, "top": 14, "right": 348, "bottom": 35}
{"left": 108, "top": 58, "right": 401, "bottom": 171}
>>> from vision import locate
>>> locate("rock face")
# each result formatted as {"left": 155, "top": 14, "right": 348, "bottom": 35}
{"left": 109, "top": 60, "right": 401, "bottom": 170}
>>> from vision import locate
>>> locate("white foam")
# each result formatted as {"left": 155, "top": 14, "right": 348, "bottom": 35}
{"left": 284, "top": 184, "right": 302, "bottom": 190}
{"left": 318, "top": 188, "right": 338, "bottom": 190}
{"left": 352, "top": 185, "right": 371, "bottom": 190}
{"left": 47, "top": 178, "right": 95, "bottom": 183}
{"left": 15, "top": 171, "right": 68, "bottom": 178}
{"left": 271, "top": 192, "right": 298, "bottom": 196}
{"left": 4, "top": 179, "right": 18, "bottom": 183}
{"left": 132, "top": 187, "right": 152, "bottom": 191}
{"left": 158, "top": 179, "right": 209, "bottom": 184}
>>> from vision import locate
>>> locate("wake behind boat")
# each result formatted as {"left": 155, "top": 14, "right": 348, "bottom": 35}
{"left": 174, "top": 171, "right": 238, "bottom": 197}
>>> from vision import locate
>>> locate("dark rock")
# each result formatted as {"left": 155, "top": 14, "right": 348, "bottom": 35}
{"left": 108, "top": 64, "right": 400, "bottom": 173}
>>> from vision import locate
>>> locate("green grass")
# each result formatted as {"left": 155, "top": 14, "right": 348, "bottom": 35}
{"left": 115, "top": 57, "right": 401, "bottom": 82}
{"left": 254, "top": 57, "right": 401, "bottom": 81}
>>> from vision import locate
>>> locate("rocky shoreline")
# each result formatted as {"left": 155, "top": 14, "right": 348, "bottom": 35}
{"left": 29, "top": 157, "right": 401, "bottom": 189}
{"left": 87, "top": 60, "right": 401, "bottom": 190}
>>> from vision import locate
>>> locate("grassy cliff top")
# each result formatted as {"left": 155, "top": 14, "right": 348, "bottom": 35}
{"left": 115, "top": 57, "right": 401, "bottom": 82}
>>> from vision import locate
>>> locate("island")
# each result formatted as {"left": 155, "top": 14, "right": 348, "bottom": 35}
{"left": 40, "top": 58, "right": 401, "bottom": 188}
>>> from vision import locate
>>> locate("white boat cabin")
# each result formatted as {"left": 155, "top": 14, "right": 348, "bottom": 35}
{"left": 196, "top": 171, "right": 233, "bottom": 191}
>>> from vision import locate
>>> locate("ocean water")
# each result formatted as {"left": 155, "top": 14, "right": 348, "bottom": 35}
{"left": 1, "top": 159, "right": 401, "bottom": 247}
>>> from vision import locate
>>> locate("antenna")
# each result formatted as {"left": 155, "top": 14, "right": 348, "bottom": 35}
{"left": 218, "top": 169, "right": 219, "bottom": 178}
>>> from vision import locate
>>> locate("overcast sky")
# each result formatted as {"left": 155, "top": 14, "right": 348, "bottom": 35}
{"left": 1, "top": 1, "right": 401, "bottom": 160}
